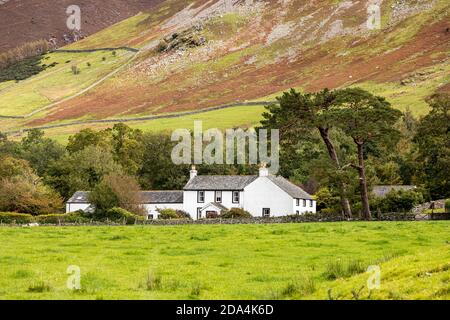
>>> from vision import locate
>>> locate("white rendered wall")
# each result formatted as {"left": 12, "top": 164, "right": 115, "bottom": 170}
{"left": 183, "top": 190, "right": 243, "bottom": 220}
{"left": 243, "top": 177, "right": 293, "bottom": 217}
{"left": 66, "top": 203, "right": 90, "bottom": 213}
{"left": 292, "top": 198, "right": 317, "bottom": 214}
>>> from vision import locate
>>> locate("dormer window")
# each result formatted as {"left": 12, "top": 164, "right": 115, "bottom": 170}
{"left": 232, "top": 191, "right": 240, "bottom": 203}
{"left": 197, "top": 191, "right": 205, "bottom": 203}
{"left": 215, "top": 191, "right": 222, "bottom": 203}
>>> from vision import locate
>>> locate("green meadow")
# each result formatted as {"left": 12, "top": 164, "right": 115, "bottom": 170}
{"left": 0, "top": 221, "right": 449, "bottom": 300}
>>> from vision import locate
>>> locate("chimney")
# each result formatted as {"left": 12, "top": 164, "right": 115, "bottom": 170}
{"left": 190, "top": 165, "right": 198, "bottom": 180}
{"left": 259, "top": 162, "right": 269, "bottom": 177}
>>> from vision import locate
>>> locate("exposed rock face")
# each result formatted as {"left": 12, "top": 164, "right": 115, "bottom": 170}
{"left": 157, "top": 25, "right": 207, "bottom": 53}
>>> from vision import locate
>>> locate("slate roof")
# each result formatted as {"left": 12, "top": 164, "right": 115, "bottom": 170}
{"left": 140, "top": 191, "right": 183, "bottom": 204}
{"left": 266, "top": 175, "right": 313, "bottom": 200}
{"left": 67, "top": 191, "right": 90, "bottom": 203}
{"left": 372, "top": 185, "right": 416, "bottom": 198}
{"left": 201, "top": 202, "right": 228, "bottom": 211}
{"left": 183, "top": 174, "right": 313, "bottom": 200}
{"left": 183, "top": 175, "right": 258, "bottom": 191}
{"left": 67, "top": 191, "right": 183, "bottom": 204}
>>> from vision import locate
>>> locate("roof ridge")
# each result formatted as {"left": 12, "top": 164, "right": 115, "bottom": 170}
{"left": 192, "top": 174, "right": 258, "bottom": 177}
{"left": 141, "top": 190, "right": 183, "bottom": 192}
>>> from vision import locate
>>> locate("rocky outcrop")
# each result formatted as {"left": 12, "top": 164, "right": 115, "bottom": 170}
{"left": 157, "top": 25, "right": 207, "bottom": 53}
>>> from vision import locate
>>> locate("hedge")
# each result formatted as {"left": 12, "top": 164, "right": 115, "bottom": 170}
{"left": 0, "top": 212, "right": 34, "bottom": 224}
{"left": 220, "top": 208, "right": 252, "bottom": 219}
{"left": 105, "top": 207, "right": 145, "bottom": 225}
{"left": 35, "top": 212, "right": 89, "bottom": 224}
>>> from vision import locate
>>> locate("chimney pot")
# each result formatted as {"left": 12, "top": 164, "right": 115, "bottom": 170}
{"left": 259, "top": 163, "right": 269, "bottom": 177}
{"left": 190, "top": 165, "right": 198, "bottom": 180}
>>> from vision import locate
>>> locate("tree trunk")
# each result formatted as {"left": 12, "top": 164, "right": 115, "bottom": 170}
{"left": 356, "top": 141, "right": 371, "bottom": 220}
{"left": 318, "top": 127, "right": 352, "bottom": 218}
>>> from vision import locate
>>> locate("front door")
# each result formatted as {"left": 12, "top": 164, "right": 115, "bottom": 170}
{"left": 206, "top": 211, "right": 218, "bottom": 218}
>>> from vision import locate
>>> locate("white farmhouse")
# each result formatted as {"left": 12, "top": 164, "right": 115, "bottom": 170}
{"left": 66, "top": 190, "right": 184, "bottom": 219}
{"left": 66, "top": 165, "right": 316, "bottom": 219}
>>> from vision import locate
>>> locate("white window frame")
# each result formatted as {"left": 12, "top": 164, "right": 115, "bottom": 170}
{"left": 303, "top": 199, "right": 307, "bottom": 207}
{"left": 215, "top": 190, "right": 222, "bottom": 203}
{"left": 197, "top": 191, "right": 205, "bottom": 203}
{"left": 232, "top": 191, "right": 240, "bottom": 203}
{"left": 310, "top": 200, "right": 313, "bottom": 207}
{"left": 262, "top": 208, "right": 270, "bottom": 217}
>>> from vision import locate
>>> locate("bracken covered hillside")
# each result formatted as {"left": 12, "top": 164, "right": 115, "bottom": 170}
{"left": 0, "top": 0, "right": 164, "bottom": 52}
{"left": 0, "top": 0, "right": 449, "bottom": 135}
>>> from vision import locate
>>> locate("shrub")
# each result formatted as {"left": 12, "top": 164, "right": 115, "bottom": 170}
{"left": 71, "top": 65, "right": 80, "bottom": 75}
{"left": 156, "top": 41, "right": 168, "bottom": 52}
{"left": 315, "top": 187, "right": 341, "bottom": 213}
{"left": 370, "top": 189, "right": 424, "bottom": 213}
{"left": 104, "top": 207, "right": 143, "bottom": 225}
{"left": 89, "top": 174, "right": 146, "bottom": 216}
{"left": 175, "top": 210, "right": 192, "bottom": 219}
{"left": 156, "top": 208, "right": 192, "bottom": 220}
{"left": 0, "top": 212, "right": 34, "bottom": 224}
{"left": 157, "top": 208, "right": 179, "bottom": 220}
{"left": 220, "top": 208, "right": 252, "bottom": 219}
{"left": 445, "top": 199, "right": 450, "bottom": 212}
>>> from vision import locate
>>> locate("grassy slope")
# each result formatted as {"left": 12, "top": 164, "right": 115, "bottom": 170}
{"left": 39, "top": 105, "right": 266, "bottom": 144}
{"left": 0, "top": 50, "right": 134, "bottom": 117}
{"left": 0, "top": 221, "right": 448, "bottom": 300}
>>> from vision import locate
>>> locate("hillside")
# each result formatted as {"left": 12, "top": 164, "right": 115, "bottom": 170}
{"left": 0, "top": 0, "right": 449, "bottom": 139}
{"left": 0, "top": 0, "right": 163, "bottom": 52}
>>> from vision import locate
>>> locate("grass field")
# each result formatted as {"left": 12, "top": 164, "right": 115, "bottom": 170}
{"left": 0, "top": 221, "right": 449, "bottom": 300}
{"left": 16, "top": 105, "right": 266, "bottom": 144}
{"left": 0, "top": 50, "right": 134, "bottom": 117}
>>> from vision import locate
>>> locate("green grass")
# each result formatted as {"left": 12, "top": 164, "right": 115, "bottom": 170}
{"left": 0, "top": 221, "right": 448, "bottom": 300}
{"left": 423, "top": 208, "right": 446, "bottom": 214}
{"left": 351, "top": 63, "right": 450, "bottom": 116}
{"left": 0, "top": 50, "right": 134, "bottom": 117}
{"left": 66, "top": 13, "right": 153, "bottom": 49}
{"left": 38, "top": 104, "right": 267, "bottom": 144}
